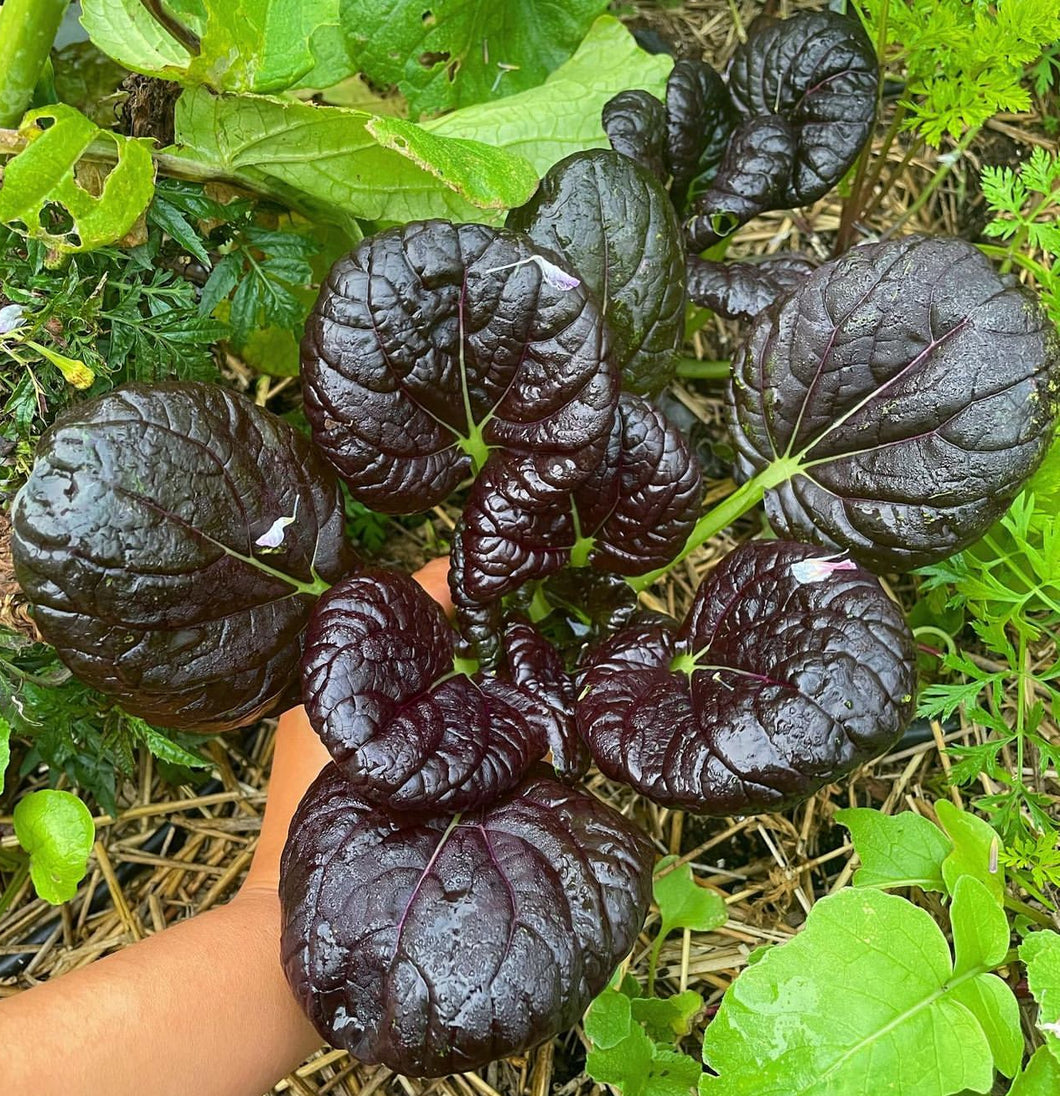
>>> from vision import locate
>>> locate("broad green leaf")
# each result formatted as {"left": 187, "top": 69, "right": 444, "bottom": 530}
{"left": 341, "top": 0, "right": 608, "bottom": 118}
{"left": 171, "top": 88, "right": 538, "bottom": 230}
{"left": 936, "top": 800, "right": 1004, "bottom": 902}
{"left": 0, "top": 105, "right": 154, "bottom": 255}
{"left": 81, "top": 0, "right": 354, "bottom": 93}
{"left": 1010, "top": 1046, "right": 1060, "bottom": 1095}
{"left": 425, "top": 16, "right": 672, "bottom": 175}
{"left": 947, "top": 975, "right": 1022, "bottom": 1079}
{"left": 13, "top": 789, "right": 95, "bottom": 904}
{"left": 836, "top": 807, "right": 951, "bottom": 892}
{"left": 700, "top": 888, "right": 1005, "bottom": 1096}
{"left": 0, "top": 715, "right": 10, "bottom": 795}
{"left": 1021, "top": 931, "right": 1060, "bottom": 1056}
{"left": 633, "top": 991, "right": 704, "bottom": 1043}
{"left": 589, "top": 1021, "right": 703, "bottom": 1096}
{"left": 655, "top": 856, "right": 729, "bottom": 939}
{"left": 950, "top": 876, "right": 1010, "bottom": 976}
{"left": 585, "top": 987, "right": 634, "bottom": 1050}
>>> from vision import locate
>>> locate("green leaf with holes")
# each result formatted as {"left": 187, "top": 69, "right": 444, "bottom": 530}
{"left": 81, "top": 0, "right": 354, "bottom": 93}
{"left": 13, "top": 789, "right": 96, "bottom": 905}
{"left": 341, "top": 0, "right": 608, "bottom": 118}
{"left": 0, "top": 105, "right": 155, "bottom": 255}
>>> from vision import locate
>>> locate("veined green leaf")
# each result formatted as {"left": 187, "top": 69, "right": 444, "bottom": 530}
{"left": 700, "top": 885, "right": 1015, "bottom": 1095}
{"left": 1009, "top": 1046, "right": 1060, "bottom": 1095}
{"left": 13, "top": 789, "right": 95, "bottom": 905}
{"left": 836, "top": 807, "right": 951, "bottom": 892}
{"left": 0, "top": 104, "right": 155, "bottom": 255}
{"left": 1021, "top": 930, "right": 1060, "bottom": 1058}
{"left": 936, "top": 799, "right": 1005, "bottom": 903}
{"left": 425, "top": 17, "right": 672, "bottom": 175}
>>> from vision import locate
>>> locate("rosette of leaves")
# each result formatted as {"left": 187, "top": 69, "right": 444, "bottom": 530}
{"left": 279, "top": 764, "right": 654, "bottom": 1077}
{"left": 11, "top": 383, "right": 357, "bottom": 731}
{"left": 506, "top": 149, "right": 686, "bottom": 396}
{"left": 300, "top": 219, "right": 617, "bottom": 514}
{"left": 601, "top": 9, "right": 876, "bottom": 312}
{"left": 301, "top": 569, "right": 584, "bottom": 809}
{"left": 450, "top": 393, "right": 702, "bottom": 661}
{"left": 577, "top": 540, "right": 917, "bottom": 814}
{"left": 729, "top": 235, "right": 1060, "bottom": 572}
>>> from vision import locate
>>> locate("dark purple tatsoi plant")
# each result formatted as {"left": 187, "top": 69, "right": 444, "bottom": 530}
{"left": 9, "top": 10, "right": 1060, "bottom": 1075}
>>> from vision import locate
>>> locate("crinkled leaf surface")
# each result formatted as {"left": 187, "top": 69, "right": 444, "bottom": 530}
{"left": 171, "top": 89, "right": 539, "bottom": 233}
{"left": 663, "top": 60, "right": 734, "bottom": 212}
{"left": 686, "top": 254, "right": 814, "bottom": 322}
{"left": 301, "top": 570, "right": 572, "bottom": 809}
{"left": 507, "top": 150, "right": 686, "bottom": 395}
{"left": 425, "top": 17, "right": 672, "bottom": 176}
{"left": 452, "top": 394, "right": 701, "bottom": 654}
{"left": 279, "top": 765, "right": 653, "bottom": 1076}
{"left": 301, "top": 220, "right": 616, "bottom": 513}
{"left": 81, "top": 0, "right": 353, "bottom": 93}
{"left": 13, "top": 789, "right": 95, "bottom": 905}
{"left": 602, "top": 90, "right": 668, "bottom": 180}
{"left": 577, "top": 540, "right": 916, "bottom": 814}
{"left": 12, "top": 383, "right": 356, "bottom": 731}
{"left": 341, "top": 0, "right": 608, "bottom": 118}
{"left": 685, "top": 11, "right": 876, "bottom": 248}
{"left": 731, "top": 235, "right": 1060, "bottom": 572}
{"left": 0, "top": 105, "right": 155, "bottom": 255}
{"left": 835, "top": 807, "right": 950, "bottom": 892}
{"left": 700, "top": 882, "right": 1015, "bottom": 1095}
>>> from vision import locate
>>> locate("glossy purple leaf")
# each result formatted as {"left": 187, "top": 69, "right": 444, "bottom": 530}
{"left": 664, "top": 59, "right": 735, "bottom": 212}
{"left": 279, "top": 765, "right": 654, "bottom": 1076}
{"left": 301, "top": 569, "right": 578, "bottom": 809}
{"left": 685, "top": 10, "right": 877, "bottom": 248}
{"left": 577, "top": 540, "right": 917, "bottom": 815}
{"left": 731, "top": 235, "right": 1060, "bottom": 571}
{"left": 301, "top": 220, "right": 617, "bottom": 514}
{"left": 602, "top": 89, "right": 668, "bottom": 180}
{"left": 11, "top": 383, "right": 355, "bottom": 731}
{"left": 686, "top": 253, "right": 815, "bottom": 321}
{"left": 507, "top": 150, "right": 686, "bottom": 396}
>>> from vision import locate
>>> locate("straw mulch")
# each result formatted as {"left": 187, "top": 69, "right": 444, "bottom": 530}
{"left": 1, "top": 2, "right": 1056, "bottom": 1094}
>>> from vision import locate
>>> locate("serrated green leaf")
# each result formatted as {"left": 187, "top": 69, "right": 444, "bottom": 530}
{"left": 836, "top": 807, "right": 951, "bottom": 892}
{"left": 585, "top": 987, "right": 634, "bottom": 1050}
{"left": 699, "top": 887, "right": 1005, "bottom": 1096}
{"left": 655, "top": 856, "right": 729, "bottom": 939}
{"left": 425, "top": 16, "right": 672, "bottom": 175}
{"left": 632, "top": 991, "right": 704, "bottom": 1043}
{"left": 0, "top": 105, "right": 155, "bottom": 255}
{"left": 82, "top": 0, "right": 353, "bottom": 94}
{"left": 171, "top": 88, "right": 538, "bottom": 230}
{"left": 1021, "top": 931, "right": 1060, "bottom": 1056}
{"left": 341, "top": 0, "right": 608, "bottom": 118}
{"left": 936, "top": 800, "right": 1005, "bottom": 902}
{"left": 1010, "top": 1046, "right": 1060, "bottom": 1095}
{"left": 131, "top": 721, "right": 212, "bottom": 770}
{"left": 13, "top": 789, "right": 95, "bottom": 905}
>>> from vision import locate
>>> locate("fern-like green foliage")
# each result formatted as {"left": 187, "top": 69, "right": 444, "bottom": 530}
{"left": 857, "top": 0, "right": 1060, "bottom": 144}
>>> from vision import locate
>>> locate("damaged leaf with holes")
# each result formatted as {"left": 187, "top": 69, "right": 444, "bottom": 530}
{"left": 0, "top": 104, "right": 155, "bottom": 256}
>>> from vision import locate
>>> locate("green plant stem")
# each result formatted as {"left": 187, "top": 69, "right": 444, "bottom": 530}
{"left": 628, "top": 455, "right": 803, "bottom": 593}
{"left": 976, "top": 243, "right": 1052, "bottom": 283}
{"left": 885, "top": 127, "right": 980, "bottom": 236}
{"left": 0, "top": 0, "right": 69, "bottom": 128}
{"left": 0, "top": 861, "right": 30, "bottom": 920}
{"left": 674, "top": 358, "right": 731, "bottom": 382}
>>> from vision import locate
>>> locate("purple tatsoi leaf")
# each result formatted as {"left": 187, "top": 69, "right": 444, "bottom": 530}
{"left": 301, "top": 220, "right": 617, "bottom": 514}
{"left": 602, "top": 89, "right": 668, "bottom": 180}
{"left": 664, "top": 59, "right": 736, "bottom": 212}
{"left": 507, "top": 150, "right": 686, "bottom": 397}
{"left": 11, "top": 382, "right": 356, "bottom": 731}
{"left": 577, "top": 540, "right": 917, "bottom": 815}
{"left": 280, "top": 765, "right": 654, "bottom": 1077}
{"left": 686, "top": 253, "right": 816, "bottom": 321}
{"left": 731, "top": 235, "right": 1060, "bottom": 571}
{"left": 301, "top": 569, "right": 577, "bottom": 809}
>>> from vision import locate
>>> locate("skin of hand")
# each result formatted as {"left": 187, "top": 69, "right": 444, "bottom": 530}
{"left": 0, "top": 557, "right": 453, "bottom": 1096}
